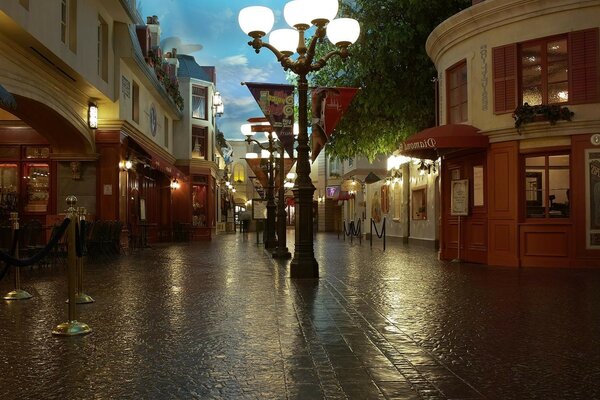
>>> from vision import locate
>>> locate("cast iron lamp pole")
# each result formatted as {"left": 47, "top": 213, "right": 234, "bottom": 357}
{"left": 242, "top": 126, "right": 278, "bottom": 250}
{"left": 274, "top": 146, "right": 291, "bottom": 259}
{"left": 239, "top": 0, "right": 360, "bottom": 278}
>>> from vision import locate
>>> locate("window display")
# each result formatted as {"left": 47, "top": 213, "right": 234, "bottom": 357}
{"left": 24, "top": 163, "right": 49, "bottom": 213}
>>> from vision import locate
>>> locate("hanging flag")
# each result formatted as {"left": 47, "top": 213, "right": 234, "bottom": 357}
{"left": 311, "top": 87, "right": 359, "bottom": 161}
{"left": 245, "top": 82, "right": 295, "bottom": 158}
{"left": 244, "top": 158, "right": 269, "bottom": 190}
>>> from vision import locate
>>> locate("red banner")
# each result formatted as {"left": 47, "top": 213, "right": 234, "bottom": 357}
{"left": 311, "top": 87, "right": 358, "bottom": 161}
{"left": 245, "top": 82, "right": 295, "bottom": 158}
{"left": 244, "top": 158, "right": 269, "bottom": 190}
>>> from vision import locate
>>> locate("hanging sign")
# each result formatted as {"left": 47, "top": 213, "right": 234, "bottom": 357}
{"left": 245, "top": 82, "right": 295, "bottom": 158}
{"left": 311, "top": 87, "right": 358, "bottom": 161}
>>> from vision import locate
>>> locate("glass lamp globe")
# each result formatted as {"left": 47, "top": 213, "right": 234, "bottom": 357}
{"left": 269, "top": 29, "right": 298, "bottom": 56}
{"left": 239, "top": 6, "right": 275, "bottom": 36}
{"left": 284, "top": 0, "right": 313, "bottom": 28}
{"left": 327, "top": 18, "right": 360, "bottom": 46}
{"left": 241, "top": 123, "right": 253, "bottom": 136}
{"left": 306, "top": 0, "right": 338, "bottom": 25}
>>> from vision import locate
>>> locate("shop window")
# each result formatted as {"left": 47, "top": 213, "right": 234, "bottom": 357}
{"left": 493, "top": 28, "right": 599, "bottom": 113}
{"left": 447, "top": 60, "right": 468, "bottom": 123}
{"left": 393, "top": 182, "right": 402, "bottom": 221}
{"left": 0, "top": 164, "right": 19, "bottom": 217}
{"left": 23, "top": 163, "right": 50, "bottom": 213}
{"left": 192, "top": 86, "right": 207, "bottom": 120}
{"left": 232, "top": 163, "right": 245, "bottom": 184}
{"left": 412, "top": 187, "right": 427, "bottom": 220}
{"left": 524, "top": 153, "right": 570, "bottom": 218}
{"left": 192, "top": 126, "right": 207, "bottom": 159}
{"left": 192, "top": 183, "right": 207, "bottom": 227}
{"left": 24, "top": 147, "right": 49, "bottom": 159}
{"left": 97, "top": 15, "right": 108, "bottom": 81}
{"left": 132, "top": 81, "right": 139, "bottom": 123}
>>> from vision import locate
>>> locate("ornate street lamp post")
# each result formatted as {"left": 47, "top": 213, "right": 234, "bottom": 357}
{"left": 239, "top": 0, "right": 360, "bottom": 278}
{"left": 242, "top": 123, "right": 278, "bottom": 250}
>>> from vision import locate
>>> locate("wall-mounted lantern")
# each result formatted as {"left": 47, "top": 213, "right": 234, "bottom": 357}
{"left": 88, "top": 103, "right": 98, "bottom": 129}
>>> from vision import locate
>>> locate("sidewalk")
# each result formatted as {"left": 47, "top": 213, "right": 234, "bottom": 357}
{"left": 1, "top": 232, "right": 600, "bottom": 399}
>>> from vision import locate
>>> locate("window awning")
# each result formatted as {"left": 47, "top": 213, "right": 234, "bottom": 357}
{"left": 400, "top": 124, "right": 488, "bottom": 160}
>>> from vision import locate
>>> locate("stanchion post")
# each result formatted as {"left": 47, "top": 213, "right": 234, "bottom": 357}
{"left": 52, "top": 196, "right": 91, "bottom": 336}
{"left": 75, "top": 206, "right": 93, "bottom": 304}
{"left": 383, "top": 218, "right": 386, "bottom": 251}
{"left": 4, "top": 212, "right": 32, "bottom": 300}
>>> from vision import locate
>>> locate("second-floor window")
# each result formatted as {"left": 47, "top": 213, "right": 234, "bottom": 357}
{"left": 493, "top": 28, "right": 599, "bottom": 113}
{"left": 192, "top": 126, "right": 207, "bottom": 159}
{"left": 132, "top": 81, "right": 139, "bottom": 123}
{"left": 97, "top": 16, "right": 108, "bottom": 81}
{"left": 447, "top": 60, "right": 468, "bottom": 123}
{"left": 521, "top": 36, "right": 568, "bottom": 106}
{"left": 61, "top": 0, "right": 77, "bottom": 52}
{"left": 192, "top": 86, "right": 207, "bottom": 120}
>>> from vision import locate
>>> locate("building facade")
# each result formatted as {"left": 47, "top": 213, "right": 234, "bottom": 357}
{"left": 401, "top": 0, "right": 600, "bottom": 267}
{"left": 0, "top": 1, "right": 221, "bottom": 244}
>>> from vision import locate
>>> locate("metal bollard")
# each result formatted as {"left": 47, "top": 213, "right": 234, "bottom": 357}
{"left": 74, "top": 206, "right": 93, "bottom": 304}
{"left": 3, "top": 212, "right": 32, "bottom": 300}
{"left": 52, "top": 196, "right": 91, "bottom": 336}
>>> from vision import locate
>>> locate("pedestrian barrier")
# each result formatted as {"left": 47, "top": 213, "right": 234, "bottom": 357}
{"left": 0, "top": 196, "right": 92, "bottom": 336}
{"left": 370, "top": 217, "right": 386, "bottom": 251}
{"left": 341, "top": 219, "right": 362, "bottom": 244}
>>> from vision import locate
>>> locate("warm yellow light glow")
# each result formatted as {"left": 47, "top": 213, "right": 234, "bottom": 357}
{"left": 88, "top": 104, "right": 98, "bottom": 129}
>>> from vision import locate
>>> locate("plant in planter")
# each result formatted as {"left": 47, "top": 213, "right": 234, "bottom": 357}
{"left": 513, "top": 103, "right": 574, "bottom": 131}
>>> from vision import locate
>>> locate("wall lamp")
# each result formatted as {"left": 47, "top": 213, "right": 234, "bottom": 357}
{"left": 88, "top": 103, "right": 98, "bottom": 129}
{"left": 119, "top": 160, "right": 133, "bottom": 170}
{"left": 170, "top": 179, "right": 181, "bottom": 190}
{"left": 213, "top": 91, "right": 224, "bottom": 116}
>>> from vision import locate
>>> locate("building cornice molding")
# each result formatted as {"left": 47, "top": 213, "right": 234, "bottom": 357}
{"left": 484, "top": 119, "right": 600, "bottom": 143}
{"left": 426, "top": 0, "right": 600, "bottom": 65}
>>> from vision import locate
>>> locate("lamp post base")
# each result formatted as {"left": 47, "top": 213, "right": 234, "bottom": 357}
{"left": 4, "top": 289, "right": 32, "bottom": 300}
{"left": 52, "top": 320, "right": 92, "bottom": 336}
{"left": 273, "top": 247, "right": 291, "bottom": 259}
{"left": 290, "top": 256, "right": 319, "bottom": 279}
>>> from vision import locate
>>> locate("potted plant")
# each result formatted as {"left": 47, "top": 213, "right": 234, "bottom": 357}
{"left": 513, "top": 103, "right": 574, "bottom": 131}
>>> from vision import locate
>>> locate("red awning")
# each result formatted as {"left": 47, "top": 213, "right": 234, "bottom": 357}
{"left": 334, "top": 191, "right": 353, "bottom": 201}
{"left": 126, "top": 137, "right": 185, "bottom": 179}
{"left": 400, "top": 124, "right": 488, "bottom": 160}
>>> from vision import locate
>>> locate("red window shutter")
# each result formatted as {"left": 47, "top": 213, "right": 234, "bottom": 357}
{"left": 569, "top": 28, "right": 599, "bottom": 104}
{"left": 493, "top": 44, "right": 517, "bottom": 114}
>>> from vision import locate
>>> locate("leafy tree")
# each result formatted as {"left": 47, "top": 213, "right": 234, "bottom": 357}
{"left": 308, "top": 0, "right": 471, "bottom": 161}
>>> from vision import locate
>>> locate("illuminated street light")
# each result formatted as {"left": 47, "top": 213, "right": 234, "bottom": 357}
{"left": 239, "top": 0, "right": 360, "bottom": 278}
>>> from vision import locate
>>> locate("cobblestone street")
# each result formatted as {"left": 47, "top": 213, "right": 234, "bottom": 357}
{"left": 2, "top": 232, "right": 600, "bottom": 399}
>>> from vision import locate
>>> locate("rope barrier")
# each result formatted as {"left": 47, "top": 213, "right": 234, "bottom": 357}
{"left": 0, "top": 218, "right": 70, "bottom": 268}
{"left": 370, "top": 218, "right": 386, "bottom": 251}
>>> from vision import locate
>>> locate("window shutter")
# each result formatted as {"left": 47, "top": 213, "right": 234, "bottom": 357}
{"left": 492, "top": 44, "right": 517, "bottom": 114}
{"left": 569, "top": 28, "right": 599, "bottom": 104}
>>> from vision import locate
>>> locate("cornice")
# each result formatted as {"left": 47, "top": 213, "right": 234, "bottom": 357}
{"left": 426, "top": 0, "right": 600, "bottom": 65}
{"left": 484, "top": 119, "right": 600, "bottom": 143}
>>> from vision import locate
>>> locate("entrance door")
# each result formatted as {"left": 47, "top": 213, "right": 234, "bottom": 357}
{"left": 442, "top": 152, "right": 488, "bottom": 264}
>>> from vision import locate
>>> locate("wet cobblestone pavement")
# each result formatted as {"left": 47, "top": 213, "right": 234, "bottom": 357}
{"left": 2, "top": 232, "right": 600, "bottom": 399}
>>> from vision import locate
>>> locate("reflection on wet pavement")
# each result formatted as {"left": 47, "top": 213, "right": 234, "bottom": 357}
{"left": 1, "top": 232, "right": 600, "bottom": 399}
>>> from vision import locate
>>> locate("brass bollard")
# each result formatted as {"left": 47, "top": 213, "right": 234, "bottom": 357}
{"left": 73, "top": 206, "right": 93, "bottom": 304}
{"left": 52, "top": 196, "right": 91, "bottom": 336}
{"left": 4, "top": 212, "right": 32, "bottom": 300}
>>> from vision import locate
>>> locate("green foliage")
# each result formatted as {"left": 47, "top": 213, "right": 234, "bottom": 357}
{"left": 513, "top": 103, "right": 574, "bottom": 131}
{"left": 307, "top": 0, "right": 470, "bottom": 161}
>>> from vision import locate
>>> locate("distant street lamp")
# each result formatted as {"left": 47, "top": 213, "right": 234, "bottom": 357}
{"left": 242, "top": 123, "right": 277, "bottom": 250}
{"left": 239, "top": 0, "right": 360, "bottom": 278}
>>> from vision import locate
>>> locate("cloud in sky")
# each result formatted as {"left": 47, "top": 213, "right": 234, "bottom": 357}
{"left": 140, "top": 0, "right": 292, "bottom": 139}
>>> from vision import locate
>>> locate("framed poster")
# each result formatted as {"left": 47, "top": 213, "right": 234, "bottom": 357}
{"left": 252, "top": 198, "right": 267, "bottom": 220}
{"left": 451, "top": 179, "right": 469, "bottom": 216}
{"left": 139, "top": 198, "right": 146, "bottom": 221}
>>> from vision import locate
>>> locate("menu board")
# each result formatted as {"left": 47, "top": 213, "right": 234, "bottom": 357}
{"left": 252, "top": 199, "right": 267, "bottom": 220}
{"left": 451, "top": 179, "right": 469, "bottom": 216}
